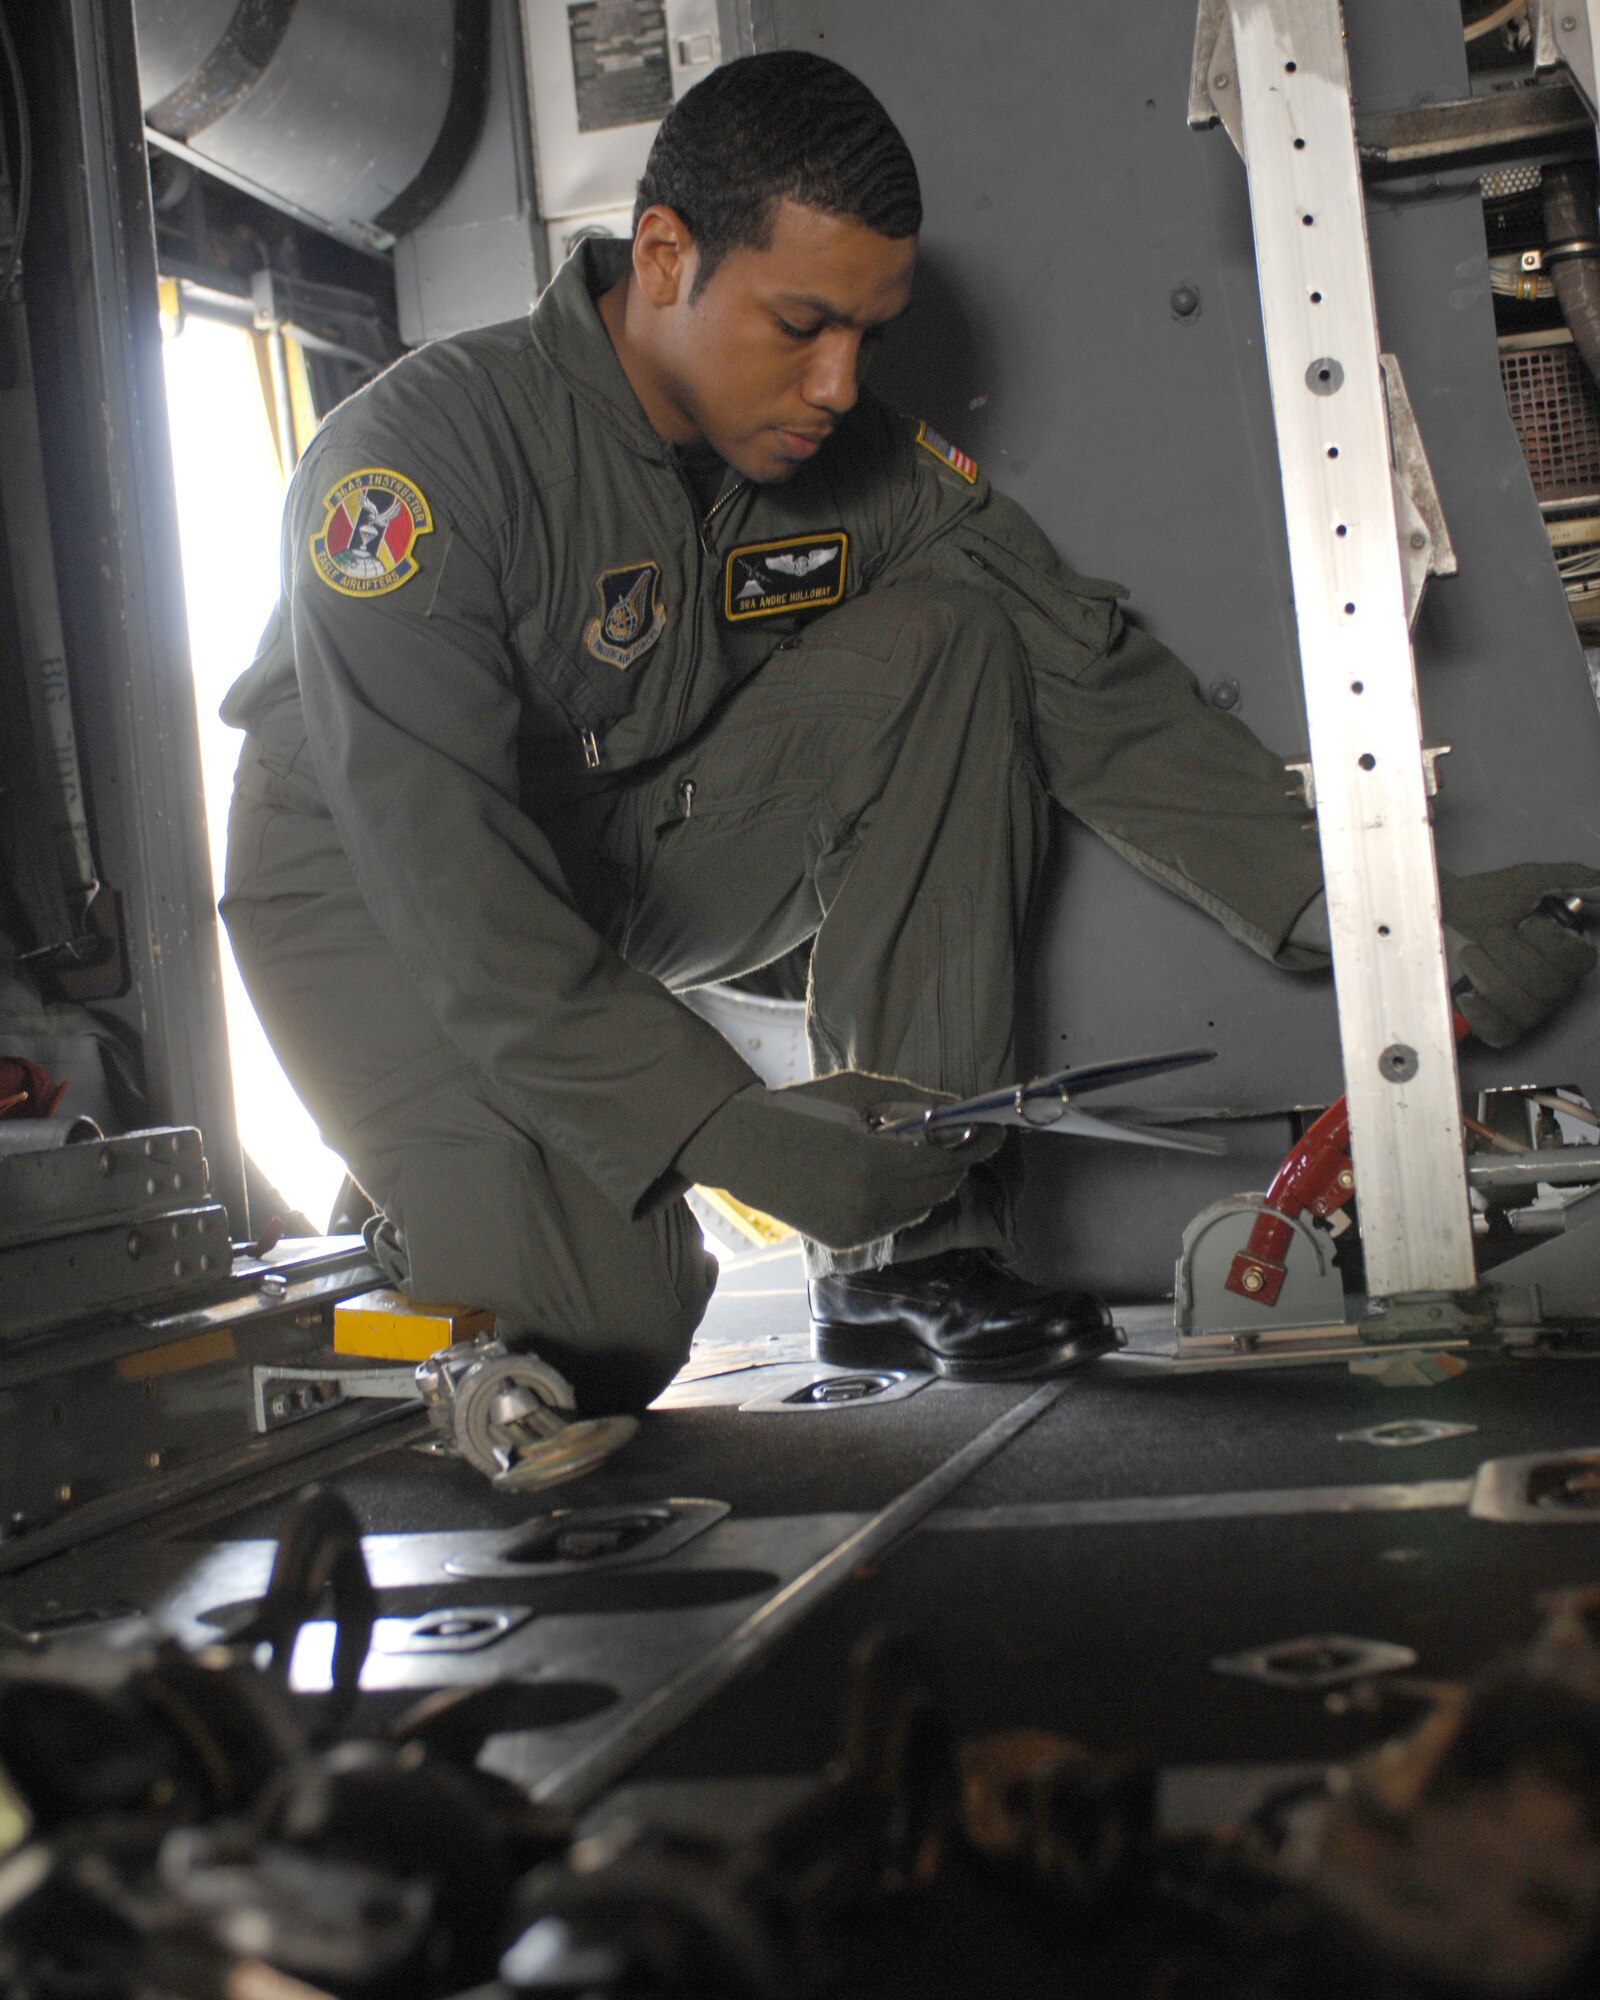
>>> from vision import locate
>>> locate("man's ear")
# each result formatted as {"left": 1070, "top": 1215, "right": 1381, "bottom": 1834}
{"left": 632, "top": 204, "right": 697, "bottom": 307}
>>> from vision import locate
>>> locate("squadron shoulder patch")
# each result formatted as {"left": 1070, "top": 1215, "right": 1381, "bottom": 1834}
{"left": 309, "top": 468, "right": 433, "bottom": 597}
{"left": 914, "top": 420, "right": 979, "bottom": 484}
{"left": 585, "top": 560, "right": 667, "bottom": 670}
{"left": 723, "top": 533, "right": 848, "bottom": 622}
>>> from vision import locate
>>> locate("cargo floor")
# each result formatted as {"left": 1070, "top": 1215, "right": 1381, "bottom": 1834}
{"left": 8, "top": 1238, "right": 1600, "bottom": 1829}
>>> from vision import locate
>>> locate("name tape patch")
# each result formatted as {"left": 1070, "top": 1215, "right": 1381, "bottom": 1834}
{"left": 723, "top": 532, "right": 848, "bottom": 622}
{"left": 585, "top": 560, "right": 667, "bottom": 669}
{"left": 309, "top": 468, "right": 433, "bottom": 597}
{"left": 914, "top": 421, "right": 979, "bottom": 484}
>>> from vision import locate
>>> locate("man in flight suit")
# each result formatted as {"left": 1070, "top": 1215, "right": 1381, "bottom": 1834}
{"left": 221, "top": 53, "right": 1599, "bottom": 1428}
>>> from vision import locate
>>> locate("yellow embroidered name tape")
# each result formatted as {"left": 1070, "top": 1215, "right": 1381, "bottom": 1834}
{"left": 723, "top": 532, "right": 848, "bottom": 621}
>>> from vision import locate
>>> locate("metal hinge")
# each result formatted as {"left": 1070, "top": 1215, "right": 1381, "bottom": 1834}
{"left": 1189, "top": 0, "right": 1244, "bottom": 156}
{"left": 1380, "top": 354, "right": 1458, "bottom": 631}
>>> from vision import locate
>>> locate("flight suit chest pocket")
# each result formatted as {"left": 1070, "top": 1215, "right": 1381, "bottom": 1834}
{"left": 511, "top": 604, "right": 683, "bottom": 767}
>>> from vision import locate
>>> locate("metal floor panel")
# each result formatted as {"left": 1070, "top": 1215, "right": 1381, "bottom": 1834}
{"left": 10, "top": 1253, "right": 1600, "bottom": 1833}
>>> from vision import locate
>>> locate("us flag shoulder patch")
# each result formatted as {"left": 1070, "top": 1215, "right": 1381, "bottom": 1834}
{"left": 309, "top": 468, "right": 433, "bottom": 597}
{"left": 914, "top": 420, "right": 979, "bottom": 484}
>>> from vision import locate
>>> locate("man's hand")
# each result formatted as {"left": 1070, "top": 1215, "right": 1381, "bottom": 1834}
{"left": 675, "top": 1070, "right": 1003, "bottom": 1251}
{"left": 1439, "top": 864, "right": 1600, "bottom": 1047}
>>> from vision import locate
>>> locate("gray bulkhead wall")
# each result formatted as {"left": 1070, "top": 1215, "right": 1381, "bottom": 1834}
{"left": 16, "top": 0, "right": 245, "bottom": 1225}
{"left": 753, "top": 0, "right": 1600, "bottom": 1294}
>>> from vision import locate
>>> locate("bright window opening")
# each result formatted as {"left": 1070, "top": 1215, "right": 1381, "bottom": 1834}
{"left": 162, "top": 313, "right": 346, "bottom": 1228}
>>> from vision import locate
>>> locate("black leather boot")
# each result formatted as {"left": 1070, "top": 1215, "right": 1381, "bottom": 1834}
{"left": 808, "top": 1248, "right": 1118, "bottom": 1381}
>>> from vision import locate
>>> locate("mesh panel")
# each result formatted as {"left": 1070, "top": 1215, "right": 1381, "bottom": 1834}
{"left": 1500, "top": 339, "right": 1600, "bottom": 502}
{"left": 1482, "top": 163, "right": 1543, "bottom": 200}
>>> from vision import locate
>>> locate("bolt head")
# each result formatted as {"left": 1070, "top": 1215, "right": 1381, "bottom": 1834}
{"left": 1409, "top": 529, "right": 1428, "bottom": 550}
{"left": 1214, "top": 71, "right": 1230, "bottom": 88}
{"left": 1241, "top": 1267, "right": 1265, "bottom": 1293}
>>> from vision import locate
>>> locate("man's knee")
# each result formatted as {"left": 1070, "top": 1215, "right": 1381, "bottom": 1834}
{"left": 811, "top": 582, "right": 1022, "bottom": 688}
{"left": 359, "top": 1125, "right": 716, "bottom": 1415}
{"left": 515, "top": 1199, "right": 718, "bottom": 1414}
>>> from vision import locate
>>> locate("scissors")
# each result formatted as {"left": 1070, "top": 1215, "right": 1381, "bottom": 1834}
{"left": 867, "top": 1046, "right": 1226, "bottom": 1156}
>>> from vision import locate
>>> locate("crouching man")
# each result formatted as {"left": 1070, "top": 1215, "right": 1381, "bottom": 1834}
{"left": 220, "top": 53, "right": 1599, "bottom": 1453}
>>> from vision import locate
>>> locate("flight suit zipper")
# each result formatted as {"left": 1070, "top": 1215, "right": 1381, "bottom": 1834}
{"left": 699, "top": 477, "right": 749, "bottom": 554}
{"left": 663, "top": 467, "right": 750, "bottom": 752}
{"left": 577, "top": 474, "right": 748, "bottom": 776}
{"left": 965, "top": 545, "right": 1060, "bottom": 625}
{"left": 678, "top": 777, "right": 696, "bottom": 819}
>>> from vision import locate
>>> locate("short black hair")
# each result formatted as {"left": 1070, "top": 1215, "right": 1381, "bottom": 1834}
{"left": 635, "top": 52, "right": 921, "bottom": 294}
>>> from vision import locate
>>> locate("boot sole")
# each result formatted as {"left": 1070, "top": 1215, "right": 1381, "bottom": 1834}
{"left": 809, "top": 1318, "right": 1122, "bottom": 1383}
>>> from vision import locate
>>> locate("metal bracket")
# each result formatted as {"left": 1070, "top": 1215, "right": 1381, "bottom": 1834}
{"left": 1190, "top": 0, "right": 1244, "bottom": 155}
{"left": 1380, "top": 353, "right": 1457, "bottom": 630}
{"left": 1212, "top": 1634, "right": 1417, "bottom": 1688}
{"left": 1337, "top": 1418, "right": 1477, "bottom": 1447}
{"left": 252, "top": 1360, "right": 422, "bottom": 1435}
{"left": 1358, "top": 1288, "right": 1495, "bottom": 1345}
{"left": 1174, "top": 1193, "right": 1347, "bottom": 1347}
{"left": 1470, "top": 1447, "right": 1600, "bottom": 1522}
{"left": 1485, "top": 1182, "right": 1600, "bottom": 1328}
{"left": 1530, "top": 0, "right": 1600, "bottom": 120}
{"left": 739, "top": 1368, "right": 932, "bottom": 1413}
{"left": 442, "top": 1499, "right": 731, "bottom": 1579}
{"left": 1356, "top": 81, "right": 1593, "bottom": 173}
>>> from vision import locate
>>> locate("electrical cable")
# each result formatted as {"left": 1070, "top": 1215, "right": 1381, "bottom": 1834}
{"left": 1464, "top": 0, "right": 1527, "bottom": 42}
{"left": 1488, "top": 262, "right": 1556, "bottom": 298}
{"left": 0, "top": 3, "right": 31, "bottom": 297}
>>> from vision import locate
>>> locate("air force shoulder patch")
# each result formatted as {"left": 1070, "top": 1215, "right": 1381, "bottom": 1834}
{"left": 309, "top": 468, "right": 433, "bottom": 597}
{"left": 723, "top": 533, "right": 848, "bottom": 622}
{"left": 585, "top": 561, "right": 668, "bottom": 670}
{"left": 914, "top": 421, "right": 979, "bottom": 484}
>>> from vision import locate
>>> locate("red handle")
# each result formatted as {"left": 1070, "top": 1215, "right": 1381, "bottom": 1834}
{"left": 1224, "top": 1010, "right": 1472, "bottom": 1306}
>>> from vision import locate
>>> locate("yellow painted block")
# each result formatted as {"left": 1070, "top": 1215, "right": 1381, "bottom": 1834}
{"left": 696, "top": 1186, "right": 796, "bottom": 1248}
{"left": 333, "top": 1288, "right": 494, "bottom": 1360}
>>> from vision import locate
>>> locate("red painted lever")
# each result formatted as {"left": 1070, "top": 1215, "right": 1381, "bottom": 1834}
{"left": 1224, "top": 1009, "right": 1471, "bottom": 1306}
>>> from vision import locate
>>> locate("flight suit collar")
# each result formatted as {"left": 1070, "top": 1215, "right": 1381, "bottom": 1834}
{"left": 531, "top": 238, "right": 677, "bottom": 465}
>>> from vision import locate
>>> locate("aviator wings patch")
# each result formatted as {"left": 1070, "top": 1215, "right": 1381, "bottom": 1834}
{"left": 723, "top": 532, "right": 849, "bottom": 622}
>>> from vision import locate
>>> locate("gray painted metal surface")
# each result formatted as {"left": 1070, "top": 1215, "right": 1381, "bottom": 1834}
{"left": 761, "top": 0, "right": 1600, "bottom": 1292}
{"left": 19, "top": 2, "right": 246, "bottom": 1226}
{"left": 0, "top": 1238, "right": 386, "bottom": 1570}
{"left": 0, "top": 1127, "right": 205, "bottom": 1249}
{"left": 133, "top": 0, "right": 458, "bottom": 242}
{"left": 395, "top": 0, "right": 547, "bottom": 345}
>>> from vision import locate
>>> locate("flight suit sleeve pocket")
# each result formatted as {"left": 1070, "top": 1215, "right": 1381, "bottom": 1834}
{"left": 942, "top": 523, "right": 1127, "bottom": 683}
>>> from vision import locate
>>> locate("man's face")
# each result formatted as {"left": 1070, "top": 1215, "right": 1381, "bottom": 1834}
{"left": 648, "top": 198, "right": 917, "bottom": 484}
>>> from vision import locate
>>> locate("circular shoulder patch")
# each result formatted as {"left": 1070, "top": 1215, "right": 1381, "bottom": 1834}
{"left": 308, "top": 467, "right": 433, "bottom": 597}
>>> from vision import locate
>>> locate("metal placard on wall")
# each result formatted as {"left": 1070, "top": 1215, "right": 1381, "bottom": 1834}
{"left": 522, "top": 0, "right": 723, "bottom": 225}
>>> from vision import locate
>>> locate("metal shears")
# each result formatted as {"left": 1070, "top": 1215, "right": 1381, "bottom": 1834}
{"left": 867, "top": 1046, "right": 1226, "bottom": 1156}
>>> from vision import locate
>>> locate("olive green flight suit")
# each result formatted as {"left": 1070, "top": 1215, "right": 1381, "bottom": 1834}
{"left": 220, "top": 239, "right": 1322, "bottom": 1411}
